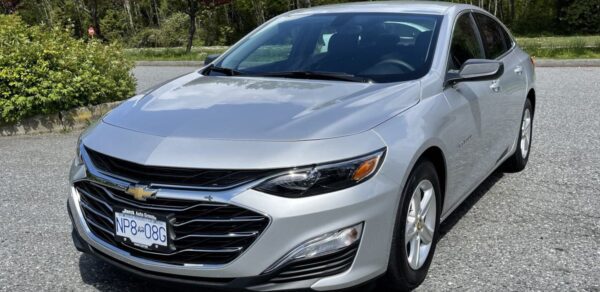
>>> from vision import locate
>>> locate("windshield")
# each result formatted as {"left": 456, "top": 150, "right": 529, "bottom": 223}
{"left": 211, "top": 13, "right": 442, "bottom": 83}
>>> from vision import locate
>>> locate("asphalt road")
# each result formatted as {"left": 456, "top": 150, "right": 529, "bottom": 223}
{"left": 1, "top": 67, "right": 598, "bottom": 291}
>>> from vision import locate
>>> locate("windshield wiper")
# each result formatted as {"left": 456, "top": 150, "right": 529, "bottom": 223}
{"left": 259, "top": 71, "right": 372, "bottom": 83}
{"left": 204, "top": 64, "right": 244, "bottom": 76}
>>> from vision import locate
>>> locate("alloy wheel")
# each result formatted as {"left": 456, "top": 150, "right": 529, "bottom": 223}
{"left": 405, "top": 180, "right": 437, "bottom": 270}
{"left": 520, "top": 108, "right": 532, "bottom": 159}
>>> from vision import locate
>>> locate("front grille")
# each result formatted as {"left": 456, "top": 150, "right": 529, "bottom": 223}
{"left": 85, "top": 147, "right": 280, "bottom": 189}
{"left": 268, "top": 244, "right": 358, "bottom": 283}
{"left": 75, "top": 180, "right": 269, "bottom": 265}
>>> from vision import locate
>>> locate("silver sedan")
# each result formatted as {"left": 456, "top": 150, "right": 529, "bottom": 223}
{"left": 68, "top": 2, "right": 535, "bottom": 291}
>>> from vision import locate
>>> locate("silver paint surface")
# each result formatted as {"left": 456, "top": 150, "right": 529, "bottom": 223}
{"left": 70, "top": 2, "right": 535, "bottom": 291}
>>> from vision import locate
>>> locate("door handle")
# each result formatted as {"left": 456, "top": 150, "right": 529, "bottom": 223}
{"left": 490, "top": 80, "right": 501, "bottom": 93}
{"left": 514, "top": 66, "right": 523, "bottom": 75}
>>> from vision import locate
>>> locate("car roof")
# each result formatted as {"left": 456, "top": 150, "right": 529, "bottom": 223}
{"left": 287, "top": 1, "right": 476, "bottom": 16}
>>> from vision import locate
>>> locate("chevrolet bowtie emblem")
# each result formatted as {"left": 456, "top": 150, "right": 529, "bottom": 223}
{"left": 125, "top": 185, "right": 157, "bottom": 201}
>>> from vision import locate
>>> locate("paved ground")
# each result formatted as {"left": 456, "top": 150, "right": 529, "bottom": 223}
{"left": 0, "top": 67, "right": 598, "bottom": 291}
{"left": 133, "top": 66, "right": 198, "bottom": 94}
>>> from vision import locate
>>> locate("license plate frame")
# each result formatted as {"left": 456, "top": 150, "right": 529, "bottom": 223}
{"left": 114, "top": 207, "right": 171, "bottom": 252}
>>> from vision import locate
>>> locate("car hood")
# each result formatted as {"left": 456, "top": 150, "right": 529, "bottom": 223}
{"left": 103, "top": 72, "right": 421, "bottom": 141}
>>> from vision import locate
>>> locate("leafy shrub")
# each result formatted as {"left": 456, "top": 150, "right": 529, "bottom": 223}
{"left": 0, "top": 14, "right": 135, "bottom": 124}
{"left": 129, "top": 12, "right": 189, "bottom": 48}
{"left": 101, "top": 9, "right": 131, "bottom": 42}
{"left": 562, "top": 0, "right": 600, "bottom": 34}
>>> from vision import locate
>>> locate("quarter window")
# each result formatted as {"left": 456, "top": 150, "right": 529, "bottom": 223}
{"left": 474, "top": 13, "right": 510, "bottom": 59}
{"left": 449, "top": 13, "right": 484, "bottom": 70}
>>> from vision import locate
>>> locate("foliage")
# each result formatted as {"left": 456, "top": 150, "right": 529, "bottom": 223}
{"left": 0, "top": 14, "right": 135, "bottom": 124}
{"left": 562, "top": 0, "right": 600, "bottom": 34}
{"left": 123, "top": 46, "right": 227, "bottom": 61}
{"left": 129, "top": 12, "right": 189, "bottom": 47}
{"left": 4, "top": 0, "right": 599, "bottom": 47}
{"left": 517, "top": 36, "right": 600, "bottom": 58}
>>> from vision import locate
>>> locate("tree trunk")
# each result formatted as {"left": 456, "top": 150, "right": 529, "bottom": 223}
{"left": 509, "top": 0, "right": 515, "bottom": 22}
{"left": 90, "top": 0, "right": 102, "bottom": 39}
{"left": 72, "top": 0, "right": 85, "bottom": 38}
{"left": 253, "top": 0, "right": 265, "bottom": 25}
{"left": 186, "top": 0, "right": 198, "bottom": 53}
{"left": 42, "top": 0, "right": 53, "bottom": 27}
{"left": 152, "top": 0, "right": 161, "bottom": 27}
{"left": 494, "top": 0, "right": 498, "bottom": 15}
{"left": 124, "top": 0, "right": 135, "bottom": 33}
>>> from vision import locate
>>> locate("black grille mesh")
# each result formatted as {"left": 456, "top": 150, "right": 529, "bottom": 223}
{"left": 269, "top": 244, "right": 358, "bottom": 283}
{"left": 85, "top": 147, "right": 280, "bottom": 189}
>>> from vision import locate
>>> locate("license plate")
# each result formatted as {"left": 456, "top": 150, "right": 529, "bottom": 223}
{"left": 114, "top": 208, "right": 169, "bottom": 251}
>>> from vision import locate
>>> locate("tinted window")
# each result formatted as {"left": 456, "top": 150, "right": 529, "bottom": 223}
{"left": 449, "top": 13, "right": 484, "bottom": 70}
{"left": 474, "top": 13, "right": 510, "bottom": 59}
{"left": 238, "top": 26, "right": 297, "bottom": 70}
{"left": 217, "top": 13, "right": 442, "bottom": 83}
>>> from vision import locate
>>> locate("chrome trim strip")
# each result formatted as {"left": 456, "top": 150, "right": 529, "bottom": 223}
{"left": 80, "top": 201, "right": 114, "bottom": 224}
{"left": 127, "top": 246, "right": 244, "bottom": 256}
{"left": 83, "top": 213, "right": 115, "bottom": 235}
{"left": 175, "top": 231, "right": 259, "bottom": 241}
{"left": 78, "top": 187, "right": 114, "bottom": 212}
{"left": 173, "top": 217, "right": 266, "bottom": 227}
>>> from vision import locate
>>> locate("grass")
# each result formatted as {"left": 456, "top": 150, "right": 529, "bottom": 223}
{"left": 516, "top": 36, "right": 600, "bottom": 58}
{"left": 124, "top": 46, "right": 228, "bottom": 62}
{"left": 124, "top": 36, "right": 600, "bottom": 61}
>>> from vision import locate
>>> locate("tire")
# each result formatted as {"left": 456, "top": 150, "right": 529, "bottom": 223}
{"left": 503, "top": 98, "right": 533, "bottom": 173}
{"left": 379, "top": 160, "right": 442, "bottom": 291}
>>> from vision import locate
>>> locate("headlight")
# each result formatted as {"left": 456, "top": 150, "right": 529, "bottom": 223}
{"left": 254, "top": 148, "right": 385, "bottom": 198}
{"left": 74, "top": 136, "right": 84, "bottom": 166}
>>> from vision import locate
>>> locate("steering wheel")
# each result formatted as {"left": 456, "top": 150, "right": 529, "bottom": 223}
{"left": 370, "top": 59, "right": 415, "bottom": 74}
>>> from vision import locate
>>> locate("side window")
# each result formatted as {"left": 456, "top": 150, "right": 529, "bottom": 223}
{"left": 449, "top": 13, "right": 484, "bottom": 70}
{"left": 474, "top": 13, "right": 510, "bottom": 59}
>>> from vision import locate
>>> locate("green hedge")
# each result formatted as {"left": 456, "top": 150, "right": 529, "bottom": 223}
{"left": 0, "top": 15, "right": 136, "bottom": 124}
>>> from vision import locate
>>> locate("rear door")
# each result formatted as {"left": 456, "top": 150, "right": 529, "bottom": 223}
{"left": 473, "top": 13, "right": 527, "bottom": 166}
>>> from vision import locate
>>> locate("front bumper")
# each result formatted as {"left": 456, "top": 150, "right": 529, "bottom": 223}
{"left": 69, "top": 124, "right": 403, "bottom": 291}
{"left": 69, "top": 170, "right": 400, "bottom": 291}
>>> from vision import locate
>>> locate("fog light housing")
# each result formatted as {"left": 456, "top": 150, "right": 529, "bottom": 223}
{"left": 263, "top": 223, "right": 363, "bottom": 274}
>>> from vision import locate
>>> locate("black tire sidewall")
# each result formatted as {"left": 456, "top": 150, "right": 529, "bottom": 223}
{"left": 382, "top": 160, "right": 442, "bottom": 290}
{"left": 506, "top": 99, "right": 534, "bottom": 171}
{"left": 518, "top": 99, "right": 534, "bottom": 163}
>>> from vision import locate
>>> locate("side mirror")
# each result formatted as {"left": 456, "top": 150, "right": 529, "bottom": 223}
{"left": 204, "top": 54, "right": 220, "bottom": 65}
{"left": 445, "top": 59, "right": 504, "bottom": 86}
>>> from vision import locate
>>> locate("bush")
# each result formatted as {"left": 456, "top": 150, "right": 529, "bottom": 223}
{"left": 0, "top": 14, "right": 136, "bottom": 124}
{"left": 129, "top": 12, "right": 189, "bottom": 48}
{"left": 563, "top": 0, "right": 600, "bottom": 34}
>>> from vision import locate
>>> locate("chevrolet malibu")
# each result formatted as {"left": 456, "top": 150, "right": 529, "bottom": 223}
{"left": 68, "top": 2, "right": 535, "bottom": 291}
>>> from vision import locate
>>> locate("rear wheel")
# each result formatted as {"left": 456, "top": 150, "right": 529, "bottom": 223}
{"left": 379, "top": 160, "right": 441, "bottom": 291}
{"left": 503, "top": 99, "right": 533, "bottom": 172}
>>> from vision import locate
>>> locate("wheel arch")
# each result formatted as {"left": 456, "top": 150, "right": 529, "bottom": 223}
{"left": 417, "top": 146, "right": 447, "bottom": 211}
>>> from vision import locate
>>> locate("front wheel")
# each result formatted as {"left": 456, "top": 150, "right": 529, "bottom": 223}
{"left": 379, "top": 160, "right": 441, "bottom": 291}
{"left": 503, "top": 98, "right": 533, "bottom": 172}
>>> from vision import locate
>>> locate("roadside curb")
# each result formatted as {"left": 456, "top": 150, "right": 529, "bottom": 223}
{"left": 535, "top": 59, "right": 600, "bottom": 67}
{"left": 135, "top": 59, "right": 600, "bottom": 67}
{"left": 135, "top": 61, "right": 204, "bottom": 67}
{"left": 0, "top": 101, "right": 122, "bottom": 137}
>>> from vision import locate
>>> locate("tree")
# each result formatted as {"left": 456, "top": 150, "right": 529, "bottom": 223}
{"left": 562, "top": 0, "right": 600, "bottom": 34}
{"left": 184, "top": 0, "right": 198, "bottom": 53}
{"left": 0, "top": 0, "right": 20, "bottom": 14}
{"left": 183, "top": 0, "right": 231, "bottom": 53}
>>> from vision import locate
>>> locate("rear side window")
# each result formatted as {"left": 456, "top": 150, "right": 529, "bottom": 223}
{"left": 449, "top": 13, "right": 484, "bottom": 70}
{"left": 474, "top": 13, "right": 510, "bottom": 59}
